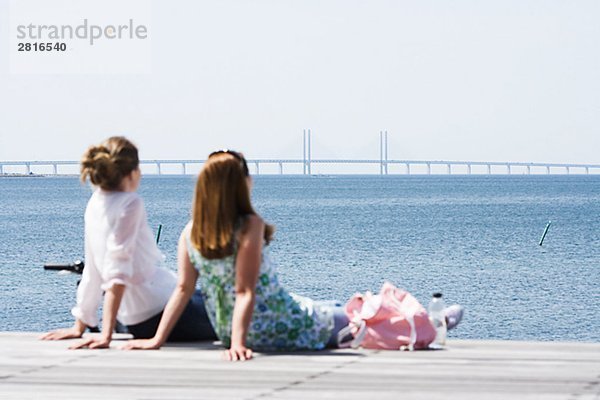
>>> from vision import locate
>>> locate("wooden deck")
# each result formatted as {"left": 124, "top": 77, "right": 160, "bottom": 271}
{"left": 1, "top": 332, "right": 599, "bottom": 399}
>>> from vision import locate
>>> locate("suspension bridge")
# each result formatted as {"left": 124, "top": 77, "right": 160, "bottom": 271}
{"left": 1, "top": 131, "right": 598, "bottom": 175}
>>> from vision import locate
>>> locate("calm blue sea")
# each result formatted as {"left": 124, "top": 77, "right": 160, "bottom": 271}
{"left": 0, "top": 175, "right": 598, "bottom": 342}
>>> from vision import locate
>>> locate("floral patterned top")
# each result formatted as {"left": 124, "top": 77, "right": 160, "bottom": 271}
{"left": 186, "top": 234, "right": 334, "bottom": 351}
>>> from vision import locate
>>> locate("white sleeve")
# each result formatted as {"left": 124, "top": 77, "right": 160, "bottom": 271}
{"left": 100, "top": 196, "right": 144, "bottom": 290}
{"left": 71, "top": 232, "right": 103, "bottom": 327}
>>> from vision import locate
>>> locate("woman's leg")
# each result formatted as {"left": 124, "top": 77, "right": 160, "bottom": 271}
{"left": 166, "top": 289, "right": 218, "bottom": 342}
{"left": 126, "top": 290, "right": 217, "bottom": 341}
{"left": 328, "top": 305, "right": 350, "bottom": 348}
{"left": 313, "top": 301, "right": 350, "bottom": 348}
{"left": 125, "top": 313, "right": 162, "bottom": 339}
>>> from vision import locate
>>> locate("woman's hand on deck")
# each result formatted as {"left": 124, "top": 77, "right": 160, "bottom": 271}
{"left": 40, "top": 320, "right": 86, "bottom": 341}
{"left": 39, "top": 327, "right": 83, "bottom": 341}
{"left": 224, "top": 344, "right": 253, "bottom": 361}
{"left": 120, "top": 338, "right": 162, "bottom": 350}
{"left": 68, "top": 336, "right": 111, "bottom": 349}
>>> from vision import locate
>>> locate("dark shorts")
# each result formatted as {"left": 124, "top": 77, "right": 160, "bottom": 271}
{"left": 125, "top": 289, "right": 218, "bottom": 342}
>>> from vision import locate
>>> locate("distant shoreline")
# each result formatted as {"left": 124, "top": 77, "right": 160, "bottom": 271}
{"left": 0, "top": 173, "right": 46, "bottom": 178}
{"left": 1, "top": 173, "right": 599, "bottom": 178}
{"left": 0, "top": 173, "right": 73, "bottom": 178}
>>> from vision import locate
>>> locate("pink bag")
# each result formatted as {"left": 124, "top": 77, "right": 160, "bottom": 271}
{"left": 338, "top": 282, "right": 436, "bottom": 350}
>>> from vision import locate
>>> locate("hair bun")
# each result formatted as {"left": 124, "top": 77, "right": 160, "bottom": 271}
{"left": 81, "top": 145, "right": 108, "bottom": 168}
{"left": 80, "top": 138, "right": 138, "bottom": 190}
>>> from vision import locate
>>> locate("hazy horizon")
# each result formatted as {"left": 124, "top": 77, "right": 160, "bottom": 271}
{"left": 1, "top": 0, "right": 599, "bottom": 168}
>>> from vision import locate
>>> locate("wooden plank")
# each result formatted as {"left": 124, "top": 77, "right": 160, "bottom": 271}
{"left": 1, "top": 333, "right": 599, "bottom": 400}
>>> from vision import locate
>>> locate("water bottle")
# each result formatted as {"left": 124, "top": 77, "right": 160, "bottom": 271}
{"left": 428, "top": 292, "right": 446, "bottom": 348}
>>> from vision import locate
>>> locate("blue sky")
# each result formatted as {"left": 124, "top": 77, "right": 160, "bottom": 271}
{"left": 1, "top": 0, "right": 599, "bottom": 169}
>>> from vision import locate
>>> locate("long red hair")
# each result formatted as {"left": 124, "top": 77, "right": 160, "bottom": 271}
{"left": 190, "top": 152, "right": 273, "bottom": 259}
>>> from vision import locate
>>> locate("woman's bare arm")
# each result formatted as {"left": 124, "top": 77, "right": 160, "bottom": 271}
{"left": 226, "top": 215, "right": 264, "bottom": 361}
{"left": 69, "top": 284, "right": 126, "bottom": 349}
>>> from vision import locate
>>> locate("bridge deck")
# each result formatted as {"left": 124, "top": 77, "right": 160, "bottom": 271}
{"left": 1, "top": 332, "right": 599, "bottom": 399}
{"left": 2, "top": 159, "right": 600, "bottom": 168}
{"left": 1, "top": 159, "right": 599, "bottom": 175}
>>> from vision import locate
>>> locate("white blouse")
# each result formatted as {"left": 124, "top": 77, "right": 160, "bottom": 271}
{"left": 71, "top": 189, "right": 176, "bottom": 327}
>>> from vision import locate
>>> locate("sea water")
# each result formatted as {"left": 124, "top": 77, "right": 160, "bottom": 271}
{"left": 0, "top": 175, "right": 598, "bottom": 342}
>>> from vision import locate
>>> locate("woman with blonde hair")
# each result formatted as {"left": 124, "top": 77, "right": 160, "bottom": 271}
{"left": 41, "top": 137, "right": 216, "bottom": 348}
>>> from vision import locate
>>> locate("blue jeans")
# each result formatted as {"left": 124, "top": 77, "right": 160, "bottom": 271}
{"left": 125, "top": 289, "right": 217, "bottom": 341}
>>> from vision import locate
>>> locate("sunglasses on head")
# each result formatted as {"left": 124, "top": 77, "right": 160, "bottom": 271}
{"left": 208, "top": 149, "right": 249, "bottom": 176}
